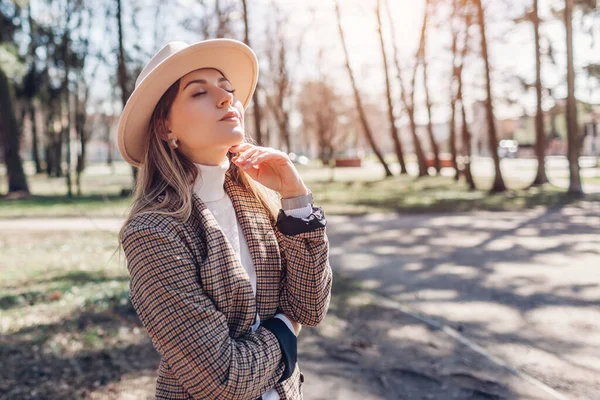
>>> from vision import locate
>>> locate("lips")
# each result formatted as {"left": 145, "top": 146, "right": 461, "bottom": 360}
{"left": 219, "top": 110, "right": 240, "bottom": 121}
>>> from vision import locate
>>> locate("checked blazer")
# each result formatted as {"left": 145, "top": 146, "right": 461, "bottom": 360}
{"left": 120, "top": 167, "right": 332, "bottom": 400}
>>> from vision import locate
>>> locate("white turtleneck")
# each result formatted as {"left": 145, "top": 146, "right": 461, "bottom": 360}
{"left": 192, "top": 155, "right": 311, "bottom": 400}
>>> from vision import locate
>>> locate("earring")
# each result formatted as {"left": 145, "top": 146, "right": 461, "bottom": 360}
{"left": 168, "top": 137, "right": 179, "bottom": 150}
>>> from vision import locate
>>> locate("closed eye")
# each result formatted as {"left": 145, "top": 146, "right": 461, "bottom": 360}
{"left": 192, "top": 89, "right": 235, "bottom": 97}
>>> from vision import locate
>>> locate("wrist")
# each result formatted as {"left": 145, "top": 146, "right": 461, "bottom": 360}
{"left": 279, "top": 186, "right": 309, "bottom": 199}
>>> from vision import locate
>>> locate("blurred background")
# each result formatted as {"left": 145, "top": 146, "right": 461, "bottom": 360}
{"left": 1, "top": 0, "right": 599, "bottom": 399}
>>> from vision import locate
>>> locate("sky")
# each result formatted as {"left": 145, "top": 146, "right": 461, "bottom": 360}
{"left": 81, "top": 0, "right": 599, "bottom": 125}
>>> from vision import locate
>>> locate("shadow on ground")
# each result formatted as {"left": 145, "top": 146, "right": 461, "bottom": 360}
{"left": 326, "top": 199, "right": 600, "bottom": 399}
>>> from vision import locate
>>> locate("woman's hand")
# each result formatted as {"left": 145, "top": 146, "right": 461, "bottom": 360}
{"left": 229, "top": 143, "right": 309, "bottom": 198}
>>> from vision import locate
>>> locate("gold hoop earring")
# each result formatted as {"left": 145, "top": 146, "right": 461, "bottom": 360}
{"left": 168, "top": 137, "right": 179, "bottom": 150}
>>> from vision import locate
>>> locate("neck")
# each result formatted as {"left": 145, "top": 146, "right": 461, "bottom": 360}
{"left": 192, "top": 155, "right": 230, "bottom": 202}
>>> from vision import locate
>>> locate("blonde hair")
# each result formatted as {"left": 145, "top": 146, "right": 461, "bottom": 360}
{"left": 117, "top": 77, "right": 280, "bottom": 249}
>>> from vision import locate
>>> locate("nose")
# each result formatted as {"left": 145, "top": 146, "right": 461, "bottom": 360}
{"left": 217, "top": 88, "right": 234, "bottom": 108}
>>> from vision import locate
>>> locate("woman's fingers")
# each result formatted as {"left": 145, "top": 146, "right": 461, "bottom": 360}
{"left": 246, "top": 148, "right": 273, "bottom": 165}
{"left": 229, "top": 142, "right": 253, "bottom": 154}
{"left": 234, "top": 147, "right": 260, "bottom": 165}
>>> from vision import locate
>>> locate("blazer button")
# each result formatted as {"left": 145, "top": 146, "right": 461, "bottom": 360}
{"left": 300, "top": 372, "right": 305, "bottom": 383}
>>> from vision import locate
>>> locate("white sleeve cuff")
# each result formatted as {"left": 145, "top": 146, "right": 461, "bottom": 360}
{"left": 274, "top": 313, "right": 297, "bottom": 336}
{"left": 282, "top": 204, "right": 313, "bottom": 218}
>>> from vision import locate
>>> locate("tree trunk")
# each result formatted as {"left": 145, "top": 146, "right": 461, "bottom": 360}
{"left": 63, "top": 29, "right": 73, "bottom": 198}
{"left": 458, "top": 64, "right": 476, "bottom": 190}
{"left": 564, "top": 0, "right": 583, "bottom": 195}
{"left": 335, "top": 0, "right": 393, "bottom": 177}
{"left": 449, "top": 89, "right": 459, "bottom": 180}
{"left": 241, "top": 0, "right": 264, "bottom": 146}
{"left": 531, "top": 0, "right": 549, "bottom": 186}
{"left": 421, "top": 0, "right": 441, "bottom": 174}
{"left": 29, "top": 102, "right": 42, "bottom": 173}
{"left": 384, "top": 0, "right": 428, "bottom": 176}
{"left": 0, "top": 67, "right": 30, "bottom": 195}
{"left": 449, "top": 3, "right": 460, "bottom": 180}
{"left": 474, "top": 0, "right": 506, "bottom": 192}
{"left": 376, "top": 0, "right": 407, "bottom": 174}
{"left": 458, "top": 1, "right": 475, "bottom": 189}
{"left": 410, "top": 2, "right": 433, "bottom": 176}
{"left": 116, "top": 0, "right": 137, "bottom": 185}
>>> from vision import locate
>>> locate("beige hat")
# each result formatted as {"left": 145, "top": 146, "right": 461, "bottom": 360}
{"left": 117, "top": 39, "right": 259, "bottom": 167}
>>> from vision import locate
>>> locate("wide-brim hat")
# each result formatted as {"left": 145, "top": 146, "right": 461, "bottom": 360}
{"left": 117, "top": 39, "right": 259, "bottom": 167}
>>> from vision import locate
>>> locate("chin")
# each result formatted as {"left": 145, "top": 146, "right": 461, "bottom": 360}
{"left": 230, "top": 128, "right": 245, "bottom": 140}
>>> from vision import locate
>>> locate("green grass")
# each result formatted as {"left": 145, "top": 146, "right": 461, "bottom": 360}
{"left": 0, "top": 230, "right": 128, "bottom": 334}
{"left": 311, "top": 176, "right": 598, "bottom": 215}
{"left": 1, "top": 161, "right": 598, "bottom": 218}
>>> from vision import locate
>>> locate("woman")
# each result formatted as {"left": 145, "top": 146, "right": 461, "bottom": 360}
{"left": 117, "top": 39, "right": 332, "bottom": 400}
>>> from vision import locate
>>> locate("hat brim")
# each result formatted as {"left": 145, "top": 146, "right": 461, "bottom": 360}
{"left": 117, "top": 39, "right": 258, "bottom": 167}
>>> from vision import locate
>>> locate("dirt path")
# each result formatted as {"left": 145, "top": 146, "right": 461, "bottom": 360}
{"left": 325, "top": 201, "right": 600, "bottom": 399}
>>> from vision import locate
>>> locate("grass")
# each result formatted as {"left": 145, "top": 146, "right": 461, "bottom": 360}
{"left": 0, "top": 229, "right": 161, "bottom": 399}
{"left": 1, "top": 160, "right": 598, "bottom": 218}
{"left": 0, "top": 230, "right": 127, "bottom": 334}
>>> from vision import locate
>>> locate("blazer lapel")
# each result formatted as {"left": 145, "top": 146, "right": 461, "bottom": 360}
{"left": 224, "top": 171, "right": 283, "bottom": 321}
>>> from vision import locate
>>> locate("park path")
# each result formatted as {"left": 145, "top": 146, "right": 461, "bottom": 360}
{"left": 3, "top": 201, "right": 599, "bottom": 399}
{"left": 323, "top": 201, "right": 600, "bottom": 399}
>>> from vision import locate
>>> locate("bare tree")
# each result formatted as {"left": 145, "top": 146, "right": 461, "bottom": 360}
{"left": 384, "top": 0, "right": 429, "bottom": 176}
{"left": 241, "top": 0, "right": 265, "bottom": 146}
{"left": 531, "top": 0, "right": 549, "bottom": 186}
{"left": 473, "top": 0, "right": 506, "bottom": 192}
{"left": 449, "top": 0, "right": 461, "bottom": 180}
{"left": 335, "top": 0, "right": 393, "bottom": 177}
{"left": 457, "top": 1, "right": 476, "bottom": 190}
{"left": 564, "top": 0, "right": 583, "bottom": 195}
{"left": 115, "top": 0, "right": 139, "bottom": 187}
{"left": 297, "top": 80, "right": 344, "bottom": 167}
{"left": 264, "top": 2, "right": 293, "bottom": 152}
{"left": 420, "top": 0, "right": 441, "bottom": 174}
{"left": 376, "top": 0, "right": 407, "bottom": 174}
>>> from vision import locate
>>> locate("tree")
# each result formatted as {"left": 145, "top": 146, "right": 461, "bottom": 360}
{"left": 384, "top": 0, "right": 429, "bottom": 176}
{"left": 449, "top": 0, "right": 461, "bottom": 180}
{"left": 420, "top": 0, "right": 441, "bottom": 174}
{"left": 241, "top": 0, "right": 265, "bottom": 146}
{"left": 473, "top": 0, "right": 506, "bottom": 192}
{"left": 530, "top": 0, "right": 549, "bottom": 186}
{"left": 376, "top": 0, "right": 407, "bottom": 174}
{"left": 564, "top": 0, "right": 583, "bottom": 195}
{"left": 335, "top": 0, "right": 393, "bottom": 177}
{"left": 457, "top": 2, "right": 476, "bottom": 190}
{"left": 264, "top": 1, "right": 295, "bottom": 153}
{"left": 116, "top": 0, "right": 139, "bottom": 187}
{"left": 0, "top": 2, "right": 30, "bottom": 196}
{"left": 0, "top": 67, "right": 30, "bottom": 196}
{"left": 297, "top": 80, "right": 345, "bottom": 168}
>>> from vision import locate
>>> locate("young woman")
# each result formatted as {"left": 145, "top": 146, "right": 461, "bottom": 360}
{"left": 117, "top": 39, "right": 332, "bottom": 400}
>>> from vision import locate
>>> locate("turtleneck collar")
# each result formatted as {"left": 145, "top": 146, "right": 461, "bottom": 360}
{"left": 192, "top": 155, "right": 230, "bottom": 202}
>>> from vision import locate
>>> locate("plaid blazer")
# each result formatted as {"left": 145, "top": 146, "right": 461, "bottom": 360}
{"left": 121, "top": 168, "right": 332, "bottom": 400}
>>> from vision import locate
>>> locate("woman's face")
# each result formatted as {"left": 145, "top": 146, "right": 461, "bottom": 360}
{"left": 166, "top": 68, "right": 245, "bottom": 165}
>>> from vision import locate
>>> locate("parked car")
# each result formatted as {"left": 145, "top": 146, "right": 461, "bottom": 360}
{"left": 498, "top": 139, "right": 518, "bottom": 158}
{"left": 288, "top": 152, "right": 310, "bottom": 165}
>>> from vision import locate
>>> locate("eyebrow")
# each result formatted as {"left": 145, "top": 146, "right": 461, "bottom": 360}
{"left": 183, "top": 77, "right": 230, "bottom": 90}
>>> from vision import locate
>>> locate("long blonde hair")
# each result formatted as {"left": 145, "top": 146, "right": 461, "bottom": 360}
{"left": 117, "top": 78, "right": 280, "bottom": 248}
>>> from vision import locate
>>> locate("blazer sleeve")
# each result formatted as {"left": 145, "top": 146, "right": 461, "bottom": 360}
{"left": 121, "top": 221, "right": 288, "bottom": 400}
{"left": 273, "top": 205, "right": 333, "bottom": 327}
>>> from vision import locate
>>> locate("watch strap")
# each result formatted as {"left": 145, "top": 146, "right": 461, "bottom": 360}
{"left": 281, "top": 189, "right": 313, "bottom": 210}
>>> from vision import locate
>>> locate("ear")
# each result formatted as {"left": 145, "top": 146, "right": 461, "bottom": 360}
{"left": 158, "top": 121, "right": 172, "bottom": 142}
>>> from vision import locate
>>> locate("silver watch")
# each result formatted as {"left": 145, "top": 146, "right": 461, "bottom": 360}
{"left": 281, "top": 189, "right": 313, "bottom": 210}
